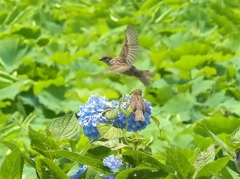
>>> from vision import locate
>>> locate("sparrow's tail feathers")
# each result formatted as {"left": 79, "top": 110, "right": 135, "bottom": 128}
{"left": 137, "top": 70, "right": 155, "bottom": 86}
{"left": 134, "top": 110, "right": 145, "bottom": 121}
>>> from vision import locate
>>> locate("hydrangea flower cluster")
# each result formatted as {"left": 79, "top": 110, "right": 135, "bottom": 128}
{"left": 71, "top": 155, "right": 123, "bottom": 179}
{"left": 103, "top": 154, "right": 123, "bottom": 171}
{"left": 77, "top": 94, "right": 152, "bottom": 139}
{"left": 77, "top": 94, "right": 118, "bottom": 139}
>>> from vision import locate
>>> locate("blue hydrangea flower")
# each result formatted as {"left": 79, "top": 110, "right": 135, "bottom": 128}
{"left": 113, "top": 96, "right": 152, "bottom": 132}
{"left": 71, "top": 165, "right": 87, "bottom": 179}
{"left": 77, "top": 94, "right": 152, "bottom": 139}
{"left": 103, "top": 154, "right": 123, "bottom": 171}
{"left": 77, "top": 94, "right": 118, "bottom": 139}
{"left": 71, "top": 155, "right": 123, "bottom": 179}
{"left": 102, "top": 155, "right": 123, "bottom": 179}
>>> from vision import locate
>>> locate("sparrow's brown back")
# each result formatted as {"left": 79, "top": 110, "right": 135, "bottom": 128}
{"left": 130, "top": 89, "right": 146, "bottom": 121}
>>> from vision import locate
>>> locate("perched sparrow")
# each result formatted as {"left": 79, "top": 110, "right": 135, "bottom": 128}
{"left": 99, "top": 23, "right": 154, "bottom": 86}
{"left": 130, "top": 89, "right": 146, "bottom": 121}
{"left": 235, "top": 148, "right": 240, "bottom": 172}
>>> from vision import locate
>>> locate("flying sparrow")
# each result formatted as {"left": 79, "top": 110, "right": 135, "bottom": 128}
{"left": 99, "top": 23, "right": 154, "bottom": 86}
{"left": 130, "top": 89, "right": 146, "bottom": 121}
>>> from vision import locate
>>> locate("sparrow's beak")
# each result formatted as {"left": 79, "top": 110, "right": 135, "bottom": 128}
{"left": 99, "top": 57, "right": 103, "bottom": 61}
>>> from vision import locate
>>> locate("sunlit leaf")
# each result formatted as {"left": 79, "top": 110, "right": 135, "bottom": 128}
{"left": 197, "top": 123, "right": 234, "bottom": 156}
{"left": 97, "top": 123, "right": 126, "bottom": 139}
{"left": 28, "top": 126, "right": 61, "bottom": 158}
{"left": 36, "top": 158, "right": 69, "bottom": 179}
{"left": 165, "top": 147, "right": 195, "bottom": 178}
{"left": 46, "top": 150, "right": 106, "bottom": 174}
{"left": 0, "top": 148, "right": 24, "bottom": 179}
{"left": 123, "top": 150, "right": 175, "bottom": 174}
{"left": 195, "top": 157, "right": 231, "bottom": 179}
{"left": 231, "top": 126, "right": 240, "bottom": 143}
{"left": 47, "top": 113, "right": 80, "bottom": 142}
{"left": 194, "top": 144, "right": 215, "bottom": 176}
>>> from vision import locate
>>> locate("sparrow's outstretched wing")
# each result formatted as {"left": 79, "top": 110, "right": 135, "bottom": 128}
{"left": 118, "top": 23, "right": 139, "bottom": 66}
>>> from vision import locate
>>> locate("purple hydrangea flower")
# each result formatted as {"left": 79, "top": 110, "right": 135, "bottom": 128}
{"left": 77, "top": 94, "right": 118, "bottom": 139}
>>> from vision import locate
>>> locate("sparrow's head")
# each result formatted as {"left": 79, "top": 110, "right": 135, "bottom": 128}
{"left": 99, "top": 56, "right": 113, "bottom": 66}
{"left": 130, "top": 89, "right": 142, "bottom": 96}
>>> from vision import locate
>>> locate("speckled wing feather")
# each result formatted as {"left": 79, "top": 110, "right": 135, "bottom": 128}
{"left": 109, "top": 64, "right": 131, "bottom": 73}
{"left": 118, "top": 23, "right": 139, "bottom": 66}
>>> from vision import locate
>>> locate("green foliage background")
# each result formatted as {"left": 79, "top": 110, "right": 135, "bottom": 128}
{"left": 1, "top": 0, "right": 240, "bottom": 178}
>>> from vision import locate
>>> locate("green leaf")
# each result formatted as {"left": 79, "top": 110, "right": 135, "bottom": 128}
{"left": 1, "top": 141, "right": 18, "bottom": 151}
{"left": 34, "top": 77, "right": 65, "bottom": 94}
{"left": 0, "top": 69, "right": 17, "bottom": 87}
{"left": 161, "top": 93, "right": 196, "bottom": 114}
{"left": 0, "top": 38, "right": 30, "bottom": 72}
{"left": 151, "top": 115, "right": 160, "bottom": 128}
{"left": 172, "top": 55, "right": 209, "bottom": 71}
{"left": 50, "top": 52, "right": 75, "bottom": 65}
{"left": 46, "top": 150, "right": 106, "bottom": 174}
{"left": 47, "top": 113, "right": 80, "bottom": 142}
{"left": 1, "top": 141, "right": 36, "bottom": 168}
{"left": 86, "top": 145, "right": 111, "bottom": 159}
{"left": 155, "top": 8, "right": 172, "bottom": 23}
{"left": 191, "top": 80, "right": 215, "bottom": 96}
{"left": 36, "top": 158, "right": 69, "bottom": 179}
{"left": 0, "top": 148, "right": 24, "bottom": 179}
{"left": 197, "top": 123, "right": 234, "bottom": 156}
{"left": 119, "top": 106, "right": 127, "bottom": 116}
{"left": 165, "top": 147, "right": 195, "bottom": 179}
{"left": 97, "top": 123, "right": 126, "bottom": 139}
{"left": 139, "top": 35, "right": 155, "bottom": 49}
{"left": 28, "top": 126, "right": 61, "bottom": 158}
{"left": 194, "top": 113, "right": 240, "bottom": 135}
{"left": 92, "top": 141, "right": 127, "bottom": 150}
{"left": 81, "top": 167, "right": 100, "bottom": 179}
{"left": 0, "top": 80, "right": 30, "bottom": 101}
{"left": 12, "top": 26, "right": 41, "bottom": 39}
{"left": 3, "top": 5, "right": 33, "bottom": 25}
{"left": 123, "top": 150, "right": 175, "bottom": 174}
{"left": 194, "top": 144, "right": 215, "bottom": 178}
{"left": 116, "top": 167, "right": 167, "bottom": 179}
{"left": 231, "top": 126, "right": 240, "bottom": 143}
{"left": 169, "top": 42, "right": 211, "bottom": 60}
{"left": 203, "top": 92, "right": 228, "bottom": 108}
{"left": 126, "top": 107, "right": 133, "bottom": 118}
{"left": 195, "top": 157, "right": 231, "bottom": 179}
{"left": 37, "top": 86, "right": 68, "bottom": 114}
